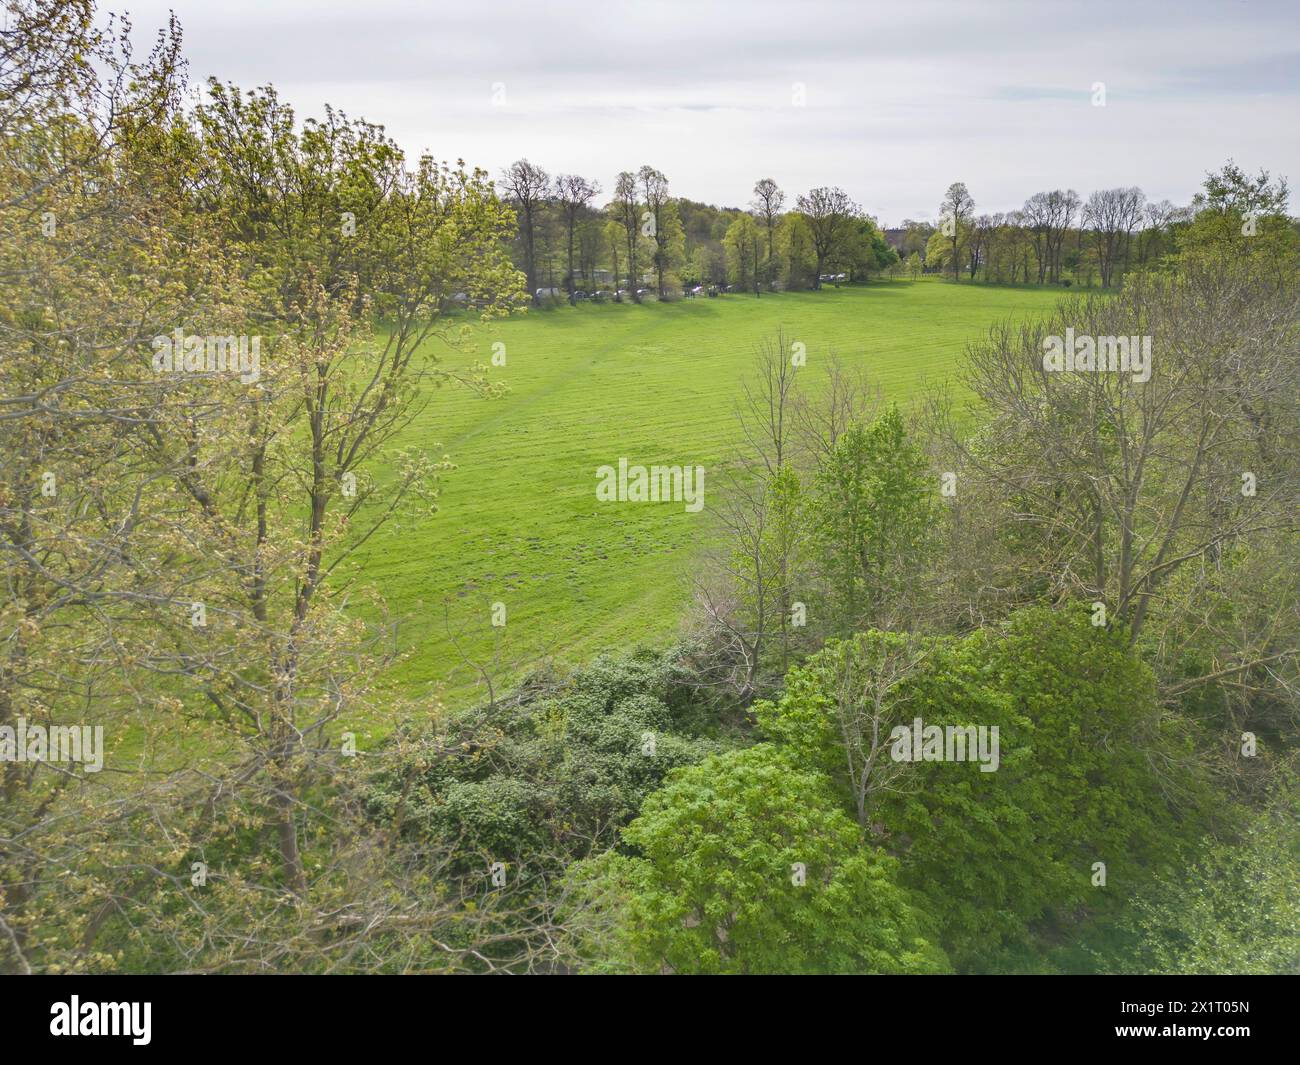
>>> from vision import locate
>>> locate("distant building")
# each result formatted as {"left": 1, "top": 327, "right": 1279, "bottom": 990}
{"left": 882, "top": 228, "right": 908, "bottom": 253}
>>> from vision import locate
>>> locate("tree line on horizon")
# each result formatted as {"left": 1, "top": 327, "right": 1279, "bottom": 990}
{"left": 499, "top": 160, "right": 896, "bottom": 301}
{"left": 498, "top": 159, "right": 1298, "bottom": 301}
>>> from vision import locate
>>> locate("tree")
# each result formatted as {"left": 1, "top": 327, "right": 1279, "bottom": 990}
{"left": 899, "top": 219, "right": 934, "bottom": 261}
{"left": 1198, "top": 159, "right": 1290, "bottom": 217}
{"left": 923, "top": 227, "right": 956, "bottom": 276}
{"left": 939, "top": 182, "right": 974, "bottom": 281}
{"left": 0, "top": 0, "right": 198, "bottom": 972}
{"left": 1083, "top": 187, "right": 1145, "bottom": 287}
{"left": 795, "top": 186, "right": 859, "bottom": 289}
{"left": 181, "top": 78, "right": 526, "bottom": 896}
{"left": 723, "top": 213, "right": 762, "bottom": 295}
{"left": 751, "top": 178, "right": 785, "bottom": 287}
{"left": 756, "top": 631, "right": 930, "bottom": 829}
{"left": 1181, "top": 160, "right": 1299, "bottom": 277}
{"left": 810, "top": 404, "right": 934, "bottom": 635}
{"left": 1, "top": 3, "right": 535, "bottom": 971}
{"left": 928, "top": 261, "right": 1300, "bottom": 667}
{"left": 499, "top": 158, "right": 551, "bottom": 304}
{"left": 1136, "top": 199, "right": 1185, "bottom": 267}
{"left": 555, "top": 173, "right": 600, "bottom": 299}
{"left": 603, "top": 218, "right": 622, "bottom": 295}
{"left": 638, "top": 165, "right": 678, "bottom": 298}
{"left": 779, "top": 211, "right": 817, "bottom": 290}
{"left": 840, "top": 217, "right": 898, "bottom": 281}
{"left": 692, "top": 335, "right": 807, "bottom": 698}
{"left": 572, "top": 745, "right": 949, "bottom": 974}
{"left": 967, "top": 214, "right": 997, "bottom": 279}
{"left": 612, "top": 170, "right": 639, "bottom": 297}
{"left": 577, "top": 214, "right": 602, "bottom": 287}
{"left": 1022, "top": 189, "right": 1080, "bottom": 283}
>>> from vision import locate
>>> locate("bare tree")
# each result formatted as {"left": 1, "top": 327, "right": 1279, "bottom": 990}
{"left": 735, "top": 331, "right": 801, "bottom": 475}
{"left": 690, "top": 334, "right": 817, "bottom": 698}
{"left": 441, "top": 595, "right": 559, "bottom": 714}
{"left": 825, "top": 634, "right": 929, "bottom": 829}
{"left": 1137, "top": 199, "right": 1187, "bottom": 267}
{"left": 613, "top": 170, "right": 639, "bottom": 298}
{"left": 791, "top": 353, "right": 880, "bottom": 466}
{"left": 500, "top": 158, "right": 551, "bottom": 304}
{"left": 968, "top": 213, "right": 996, "bottom": 279}
{"left": 1021, "top": 189, "right": 1080, "bottom": 283}
{"left": 927, "top": 261, "right": 1300, "bottom": 669}
{"left": 555, "top": 174, "right": 600, "bottom": 300}
{"left": 1084, "top": 186, "right": 1146, "bottom": 287}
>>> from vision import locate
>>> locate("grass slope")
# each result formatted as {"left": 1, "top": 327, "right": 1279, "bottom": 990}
{"left": 345, "top": 279, "right": 1061, "bottom": 717}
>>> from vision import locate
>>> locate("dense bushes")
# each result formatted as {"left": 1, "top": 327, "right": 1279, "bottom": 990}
{"left": 365, "top": 650, "right": 722, "bottom": 872}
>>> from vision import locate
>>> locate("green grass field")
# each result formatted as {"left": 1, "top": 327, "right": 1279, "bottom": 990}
{"left": 346, "top": 279, "right": 1063, "bottom": 717}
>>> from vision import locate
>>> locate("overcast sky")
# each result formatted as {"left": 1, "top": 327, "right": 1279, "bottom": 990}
{"left": 118, "top": 0, "right": 1299, "bottom": 224}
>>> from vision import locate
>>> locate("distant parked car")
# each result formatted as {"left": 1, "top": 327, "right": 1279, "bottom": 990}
{"left": 689, "top": 285, "right": 705, "bottom": 297}
{"left": 536, "top": 287, "right": 563, "bottom": 300}
{"left": 572, "top": 290, "right": 589, "bottom": 301}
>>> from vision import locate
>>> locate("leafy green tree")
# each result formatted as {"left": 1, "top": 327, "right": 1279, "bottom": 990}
{"left": 841, "top": 217, "right": 898, "bottom": 280}
{"left": 573, "top": 745, "right": 949, "bottom": 974}
{"left": 810, "top": 403, "right": 934, "bottom": 634}
{"left": 779, "top": 211, "right": 817, "bottom": 289}
{"left": 759, "top": 466, "right": 810, "bottom": 676}
{"left": 1180, "top": 159, "right": 1299, "bottom": 276}
{"left": 723, "top": 213, "right": 763, "bottom": 295}
{"left": 923, "top": 223, "right": 972, "bottom": 277}
{"left": 638, "top": 165, "right": 685, "bottom": 297}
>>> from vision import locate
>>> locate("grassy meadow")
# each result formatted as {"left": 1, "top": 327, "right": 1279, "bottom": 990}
{"left": 346, "top": 279, "right": 1063, "bottom": 719}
